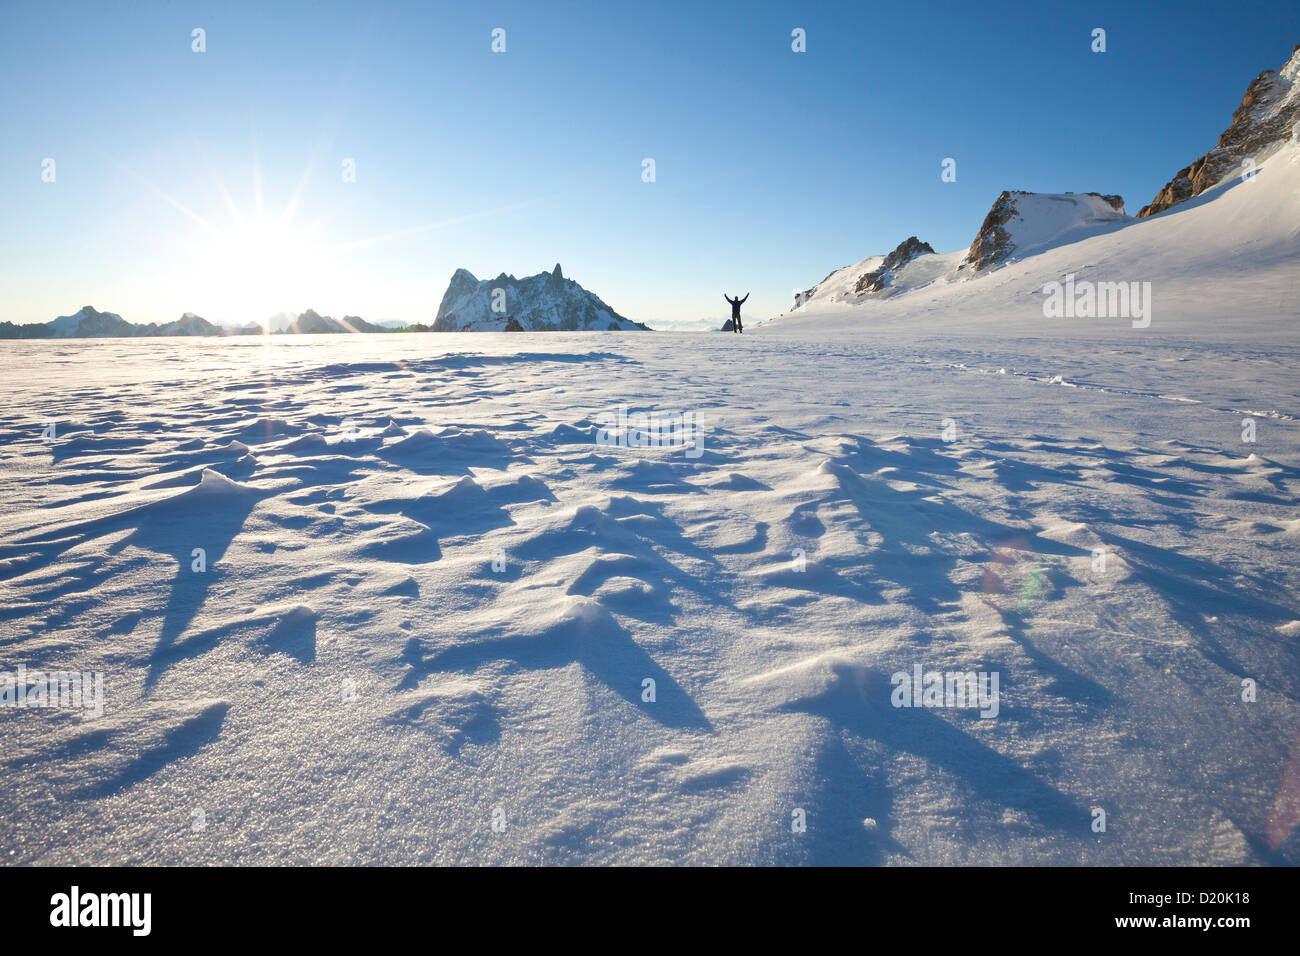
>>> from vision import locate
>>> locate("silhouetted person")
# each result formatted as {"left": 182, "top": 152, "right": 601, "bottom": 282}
{"left": 724, "top": 292, "right": 749, "bottom": 333}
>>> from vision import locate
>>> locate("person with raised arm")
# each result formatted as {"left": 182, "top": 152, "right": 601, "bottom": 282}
{"left": 724, "top": 292, "right": 749, "bottom": 333}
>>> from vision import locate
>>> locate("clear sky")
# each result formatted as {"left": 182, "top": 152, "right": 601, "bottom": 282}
{"left": 1, "top": 0, "right": 1297, "bottom": 329}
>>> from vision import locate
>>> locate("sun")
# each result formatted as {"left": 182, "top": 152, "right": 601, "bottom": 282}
{"left": 114, "top": 143, "right": 548, "bottom": 330}
{"left": 188, "top": 216, "right": 328, "bottom": 328}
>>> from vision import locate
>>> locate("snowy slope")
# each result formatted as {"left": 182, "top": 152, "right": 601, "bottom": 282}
{"left": 795, "top": 254, "right": 887, "bottom": 307}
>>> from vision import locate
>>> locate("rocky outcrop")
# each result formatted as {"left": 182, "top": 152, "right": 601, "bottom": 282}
{"left": 504, "top": 316, "right": 525, "bottom": 332}
{"left": 792, "top": 237, "right": 935, "bottom": 309}
{"left": 960, "top": 191, "right": 1124, "bottom": 272}
{"left": 961, "top": 191, "right": 1021, "bottom": 272}
{"left": 1138, "top": 44, "right": 1300, "bottom": 218}
{"left": 853, "top": 237, "right": 936, "bottom": 293}
{"left": 794, "top": 268, "right": 842, "bottom": 309}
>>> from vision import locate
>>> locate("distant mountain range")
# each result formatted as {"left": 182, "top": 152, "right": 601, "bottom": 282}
{"left": 2, "top": 263, "right": 651, "bottom": 338}
{"left": 1, "top": 307, "right": 227, "bottom": 339}
{"left": 0, "top": 306, "right": 400, "bottom": 339}
{"left": 433, "top": 263, "right": 650, "bottom": 332}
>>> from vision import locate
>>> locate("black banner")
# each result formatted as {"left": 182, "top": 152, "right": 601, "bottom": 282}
{"left": 0, "top": 865, "right": 1283, "bottom": 941}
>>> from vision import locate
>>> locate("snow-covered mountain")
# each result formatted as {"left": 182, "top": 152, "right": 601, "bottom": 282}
{"left": 2, "top": 305, "right": 210, "bottom": 339}
{"left": 433, "top": 263, "right": 650, "bottom": 332}
{"left": 1139, "top": 43, "right": 1300, "bottom": 217}
{"left": 787, "top": 50, "right": 1300, "bottom": 323}
{"left": 0, "top": 308, "right": 394, "bottom": 338}
{"left": 0, "top": 305, "right": 228, "bottom": 339}
{"left": 794, "top": 237, "right": 943, "bottom": 308}
{"left": 156, "top": 311, "right": 224, "bottom": 336}
{"left": 778, "top": 123, "right": 1298, "bottom": 334}
{"left": 957, "top": 191, "right": 1128, "bottom": 273}
{"left": 790, "top": 191, "right": 1132, "bottom": 313}
{"left": 285, "top": 309, "right": 387, "bottom": 334}
{"left": 48, "top": 305, "right": 134, "bottom": 337}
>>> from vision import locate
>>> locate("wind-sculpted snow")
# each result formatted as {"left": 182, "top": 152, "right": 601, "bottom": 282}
{"left": 0, "top": 328, "right": 1297, "bottom": 865}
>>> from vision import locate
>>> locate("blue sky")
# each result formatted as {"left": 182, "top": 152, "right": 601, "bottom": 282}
{"left": 1, "top": 0, "right": 1296, "bottom": 329}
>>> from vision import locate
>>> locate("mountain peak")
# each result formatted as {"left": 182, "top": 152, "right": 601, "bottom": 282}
{"left": 43, "top": 305, "right": 127, "bottom": 337}
{"left": 960, "top": 191, "right": 1126, "bottom": 272}
{"left": 432, "top": 264, "right": 647, "bottom": 332}
{"left": 854, "top": 237, "right": 936, "bottom": 293}
{"left": 1138, "top": 44, "right": 1300, "bottom": 217}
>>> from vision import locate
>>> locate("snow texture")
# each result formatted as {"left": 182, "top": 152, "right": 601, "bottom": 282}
{"left": 0, "top": 135, "right": 1297, "bottom": 867}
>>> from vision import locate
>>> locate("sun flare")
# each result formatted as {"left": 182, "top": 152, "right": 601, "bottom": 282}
{"left": 187, "top": 216, "right": 329, "bottom": 328}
